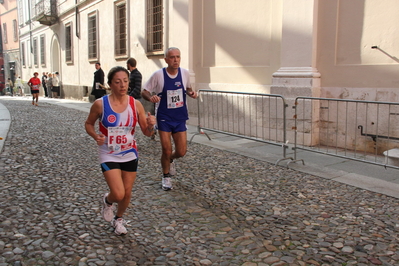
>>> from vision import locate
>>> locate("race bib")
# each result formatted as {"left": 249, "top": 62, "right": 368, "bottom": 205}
{"left": 32, "top": 85, "right": 39, "bottom": 90}
{"left": 167, "top": 89, "right": 184, "bottom": 109}
{"left": 107, "top": 126, "right": 134, "bottom": 152}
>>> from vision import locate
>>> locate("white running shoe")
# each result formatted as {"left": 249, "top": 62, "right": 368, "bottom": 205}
{"left": 101, "top": 193, "right": 115, "bottom": 222}
{"left": 169, "top": 161, "right": 176, "bottom": 176}
{"left": 111, "top": 218, "right": 127, "bottom": 235}
{"left": 162, "top": 177, "right": 173, "bottom": 191}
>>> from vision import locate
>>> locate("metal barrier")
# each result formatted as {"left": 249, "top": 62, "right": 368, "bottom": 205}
{"left": 190, "top": 89, "right": 291, "bottom": 165}
{"left": 292, "top": 97, "right": 399, "bottom": 169}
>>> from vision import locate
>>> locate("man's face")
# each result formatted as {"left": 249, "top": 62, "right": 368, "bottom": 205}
{"left": 95, "top": 63, "right": 100, "bottom": 70}
{"left": 164, "top": 49, "right": 181, "bottom": 69}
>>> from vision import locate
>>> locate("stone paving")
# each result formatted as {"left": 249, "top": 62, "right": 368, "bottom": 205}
{"left": 0, "top": 98, "right": 399, "bottom": 266}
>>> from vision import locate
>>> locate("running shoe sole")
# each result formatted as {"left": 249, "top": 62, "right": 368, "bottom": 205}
{"left": 162, "top": 177, "right": 173, "bottom": 191}
{"left": 111, "top": 218, "right": 127, "bottom": 235}
{"left": 169, "top": 161, "right": 176, "bottom": 176}
{"left": 101, "top": 193, "right": 114, "bottom": 222}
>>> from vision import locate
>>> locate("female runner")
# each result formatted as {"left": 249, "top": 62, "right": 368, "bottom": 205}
{"left": 85, "top": 66, "right": 156, "bottom": 235}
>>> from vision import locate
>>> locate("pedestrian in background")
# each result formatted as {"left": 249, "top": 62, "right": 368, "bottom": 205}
{"left": 52, "top": 72, "right": 60, "bottom": 98}
{"left": 15, "top": 76, "right": 23, "bottom": 96}
{"left": 91, "top": 62, "right": 106, "bottom": 99}
{"left": 28, "top": 72, "right": 41, "bottom": 106}
{"left": 42, "top": 72, "right": 48, "bottom": 97}
{"left": 7, "top": 78, "right": 13, "bottom": 96}
{"left": 85, "top": 66, "right": 156, "bottom": 235}
{"left": 46, "top": 73, "right": 53, "bottom": 98}
{"left": 126, "top": 58, "right": 142, "bottom": 100}
{"left": 142, "top": 47, "right": 198, "bottom": 191}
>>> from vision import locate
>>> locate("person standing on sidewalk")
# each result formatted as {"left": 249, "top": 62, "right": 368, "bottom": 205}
{"left": 46, "top": 73, "right": 53, "bottom": 98}
{"left": 142, "top": 47, "right": 198, "bottom": 191}
{"left": 85, "top": 66, "right": 156, "bottom": 235}
{"left": 91, "top": 62, "right": 106, "bottom": 100}
{"left": 126, "top": 58, "right": 142, "bottom": 100}
{"left": 28, "top": 72, "right": 41, "bottom": 106}
{"left": 15, "top": 76, "right": 23, "bottom": 96}
{"left": 52, "top": 72, "right": 61, "bottom": 98}
{"left": 42, "top": 72, "right": 48, "bottom": 97}
{"left": 6, "top": 78, "right": 13, "bottom": 96}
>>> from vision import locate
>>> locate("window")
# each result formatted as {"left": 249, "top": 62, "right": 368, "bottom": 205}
{"left": 33, "top": 37, "right": 38, "bottom": 66}
{"left": 17, "top": 0, "right": 23, "bottom": 25}
{"left": 65, "top": 23, "right": 72, "bottom": 62}
{"left": 13, "top": 20, "right": 18, "bottom": 42}
{"left": 2, "top": 23, "right": 7, "bottom": 44}
{"left": 40, "top": 34, "right": 45, "bottom": 66}
{"left": 27, "top": 39, "right": 31, "bottom": 67}
{"left": 88, "top": 12, "right": 98, "bottom": 60}
{"left": 18, "top": 0, "right": 29, "bottom": 25}
{"left": 114, "top": 1, "right": 127, "bottom": 57}
{"left": 146, "top": 0, "right": 163, "bottom": 53}
{"left": 21, "top": 42, "right": 25, "bottom": 67}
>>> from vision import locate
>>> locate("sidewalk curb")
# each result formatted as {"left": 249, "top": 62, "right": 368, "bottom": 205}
{"left": 0, "top": 101, "right": 11, "bottom": 153}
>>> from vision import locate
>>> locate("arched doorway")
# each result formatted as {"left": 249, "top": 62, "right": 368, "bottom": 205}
{"left": 51, "top": 37, "right": 61, "bottom": 97}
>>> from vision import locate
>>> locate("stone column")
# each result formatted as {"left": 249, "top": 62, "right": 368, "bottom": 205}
{"left": 271, "top": 0, "right": 321, "bottom": 146}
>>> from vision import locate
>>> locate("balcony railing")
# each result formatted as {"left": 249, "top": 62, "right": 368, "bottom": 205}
{"left": 32, "top": 0, "right": 58, "bottom": 26}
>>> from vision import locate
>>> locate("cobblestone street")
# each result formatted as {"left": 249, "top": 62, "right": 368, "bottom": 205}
{"left": 0, "top": 98, "right": 399, "bottom": 266}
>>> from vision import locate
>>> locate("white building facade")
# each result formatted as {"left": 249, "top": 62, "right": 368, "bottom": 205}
{"left": 16, "top": 0, "right": 399, "bottom": 153}
{"left": 18, "top": 0, "right": 399, "bottom": 100}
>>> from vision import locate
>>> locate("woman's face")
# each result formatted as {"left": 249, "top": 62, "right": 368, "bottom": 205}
{"left": 110, "top": 71, "right": 129, "bottom": 95}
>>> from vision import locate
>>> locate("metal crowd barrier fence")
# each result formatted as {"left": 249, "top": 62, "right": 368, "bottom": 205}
{"left": 292, "top": 97, "right": 399, "bottom": 169}
{"left": 190, "top": 89, "right": 291, "bottom": 165}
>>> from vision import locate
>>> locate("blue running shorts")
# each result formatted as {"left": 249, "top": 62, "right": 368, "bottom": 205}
{"left": 157, "top": 120, "right": 187, "bottom": 133}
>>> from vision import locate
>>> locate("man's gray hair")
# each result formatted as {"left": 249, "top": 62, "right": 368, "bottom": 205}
{"left": 165, "top": 47, "right": 180, "bottom": 58}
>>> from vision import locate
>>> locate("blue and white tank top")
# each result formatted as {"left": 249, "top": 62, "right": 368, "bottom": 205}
{"left": 156, "top": 68, "right": 188, "bottom": 121}
{"left": 98, "top": 95, "right": 138, "bottom": 163}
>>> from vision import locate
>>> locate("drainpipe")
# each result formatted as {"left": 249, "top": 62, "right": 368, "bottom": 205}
{"left": 75, "top": 0, "right": 82, "bottom": 97}
{"left": 28, "top": 0, "right": 33, "bottom": 53}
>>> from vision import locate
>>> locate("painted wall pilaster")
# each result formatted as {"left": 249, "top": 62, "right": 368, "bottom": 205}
{"left": 271, "top": 0, "right": 321, "bottom": 146}
{"left": 271, "top": 0, "right": 320, "bottom": 98}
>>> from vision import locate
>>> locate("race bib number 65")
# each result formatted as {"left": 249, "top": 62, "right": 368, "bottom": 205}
{"left": 107, "top": 126, "right": 134, "bottom": 152}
